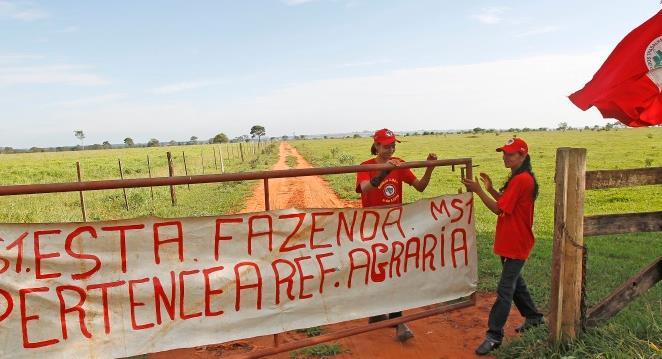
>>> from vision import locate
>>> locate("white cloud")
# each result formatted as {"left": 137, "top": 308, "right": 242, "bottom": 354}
{"left": 0, "top": 1, "right": 49, "bottom": 21}
{"left": 336, "top": 59, "right": 392, "bottom": 68}
{"left": 17, "top": 51, "right": 614, "bottom": 148}
{"left": 59, "top": 26, "right": 79, "bottom": 33}
{"left": 471, "top": 7, "right": 507, "bottom": 25}
{"left": 51, "top": 93, "right": 127, "bottom": 107}
{"left": 0, "top": 65, "right": 109, "bottom": 86}
{"left": 0, "top": 53, "right": 43, "bottom": 64}
{"left": 516, "top": 25, "right": 560, "bottom": 37}
{"left": 283, "top": 0, "right": 317, "bottom": 5}
{"left": 149, "top": 79, "right": 225, "bottom": 95}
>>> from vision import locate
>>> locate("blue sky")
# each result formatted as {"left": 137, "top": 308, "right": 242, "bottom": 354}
{"left": 1, "top": 1, "right": 660, "bottom": 148}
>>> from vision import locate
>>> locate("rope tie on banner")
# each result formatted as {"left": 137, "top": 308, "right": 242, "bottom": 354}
{"left": 561, "top": 222, "right": 588, "bottom": 330}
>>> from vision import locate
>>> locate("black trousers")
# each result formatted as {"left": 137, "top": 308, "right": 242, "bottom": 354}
{"left": 369, "top": 312, "right": 402, "bottom": 319}
{"left": 486, "top": 257, "right": 543, "bottom": 342}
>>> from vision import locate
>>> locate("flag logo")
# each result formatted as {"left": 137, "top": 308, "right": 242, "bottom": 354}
{"left": 383, "top": 184, "right": 396, "bottom": 198}
{"left": 645, "top": 36, "right": 662, "bottom": 70}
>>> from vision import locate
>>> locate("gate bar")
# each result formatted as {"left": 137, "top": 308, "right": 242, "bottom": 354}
{"left": 0, "top": 159, "right": 472, "bottom": 196}
{"left": 234, "top": 294, "right": 476, "bottom": 359}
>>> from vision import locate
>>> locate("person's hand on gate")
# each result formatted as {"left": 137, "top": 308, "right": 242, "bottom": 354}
{"left": 462, "top": 176, "right": 483, "bottom": 193}
{"left": 426, "top": 153, "right": 437, "bottom": 168}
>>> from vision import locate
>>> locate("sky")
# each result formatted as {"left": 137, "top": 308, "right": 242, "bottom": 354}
{"left": 1, "top": 0, "right": 660, "bottom": 148}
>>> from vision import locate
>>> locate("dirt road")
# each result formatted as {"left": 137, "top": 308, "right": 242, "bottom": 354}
{"left": 150, "top": 142, "right": 521, "bottom": 359}
{"left": 242, "top": 142, "right": 355, "bottom": 211}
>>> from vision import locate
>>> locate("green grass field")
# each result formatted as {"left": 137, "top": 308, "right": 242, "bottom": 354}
{"left": 0, "top": 142, "right": 279, "bottom": 222}
{"left": 0, "top": 130, "right": 659, "bottom": 358}
{"left": 292, "top": 128, "right": 662, "bottom": 358}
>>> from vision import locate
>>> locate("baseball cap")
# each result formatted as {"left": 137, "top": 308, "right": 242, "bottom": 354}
{"left": 496, "top": 138, "right": 528, "bottom": 155}
{"left": 373, "top": 128, "right": 401, "bottom": 145}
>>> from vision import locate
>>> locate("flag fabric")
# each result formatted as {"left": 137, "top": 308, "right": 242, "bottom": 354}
{"left": 569, "top": 10, "right": 662, "bottom": 127}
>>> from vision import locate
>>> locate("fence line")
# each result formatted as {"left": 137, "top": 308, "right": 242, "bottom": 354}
{"left": 7, "top": 142, "right": 278, "bottom": 216}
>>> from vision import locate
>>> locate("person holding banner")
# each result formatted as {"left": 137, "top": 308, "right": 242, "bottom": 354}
{"left": 461, "top": 138, "right": 544, "bottom": 355}
{"left": 355, "top": 128, "right": 437, "bottom": 342}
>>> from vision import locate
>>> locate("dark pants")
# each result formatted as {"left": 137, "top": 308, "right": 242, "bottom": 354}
{"left": 369, "top": 311, "right": 402, "bottom": 323}
{"left": 486, "top": 257, "right": 543, "bottom": 342}
{"left": 388, "top": 311, "right": 402, "bottom": 319}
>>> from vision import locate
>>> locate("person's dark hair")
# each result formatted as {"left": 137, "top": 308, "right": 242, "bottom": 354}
{"left": 500, "top": 154, "right": 539, "bottom": 200}
{"left": 370, "top": 143, "right": 378, "bottom": 155}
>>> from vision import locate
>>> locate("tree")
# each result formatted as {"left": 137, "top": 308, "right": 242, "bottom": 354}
{"left": 124, "top": 137, "right": 134, "bottom": 147}
{"left": 235, "top": 134, "right": 250, "bottom": 143}
{"left": 74, "top": 130, "right": 85, "bottom": 149}
{"left": 147, "top": 138, "right": 160, "bottom": 147}
{"left": 557, "top": 122, "right": 569, "bottom": 131}
{"left": 189, "top": 136, "right": 198, "bottom": 145}
{"left": 250, "top": 125, "right": 266, "bottom": 143}
{"left": 213, "top": 133, "right": 229, "bottom": 143}
{"left": 102, "top": 141, "right": 112, "bottom": 149}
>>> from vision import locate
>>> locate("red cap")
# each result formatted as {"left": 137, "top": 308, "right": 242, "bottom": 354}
{"left": 373, "top": 128, "right": 400, "bottom": 145}
{"left": 496, "top": 138, "right": 528, "bottom": 155}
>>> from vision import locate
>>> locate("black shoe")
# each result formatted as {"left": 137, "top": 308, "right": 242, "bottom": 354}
{"left": 368, "top": 314, "right": 388, "bottom": 323}
{"left": 396, "top": 323, "right": 414, "bottom": 342}
{"left": 475, "top": 339, "right": 501, "bottom": 355}
{"left": 515, "top": 317, "right": 545, "bottom": 333}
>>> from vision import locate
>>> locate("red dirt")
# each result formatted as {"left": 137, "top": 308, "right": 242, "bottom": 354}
{"left": 242, "top": 142, "right": 358, "bottom": 211}
{"left": 149, "top": 142, "right": 523, "bottom": 359}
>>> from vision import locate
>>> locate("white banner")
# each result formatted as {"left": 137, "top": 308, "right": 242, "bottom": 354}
{"left": 0, "top": 193, "right": 477, "bottom": 358}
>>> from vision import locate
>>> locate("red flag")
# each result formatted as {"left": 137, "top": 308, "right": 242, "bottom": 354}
{"left": 569, "top": 10, "right": 662, "bottom": 127}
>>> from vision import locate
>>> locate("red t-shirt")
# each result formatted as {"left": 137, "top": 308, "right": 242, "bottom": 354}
{"left": 355, "top": 158, "right": 417, "bottom": 208}
{"left": 494, "top": 172, "right": 536, "bottom": 260}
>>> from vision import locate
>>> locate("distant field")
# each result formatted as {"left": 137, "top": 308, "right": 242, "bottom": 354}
{"left": 0, "top": 142, "right": 279, "bottom": 222}
{"left": 0, "top": 129, "right": 659, "bottom": 357}
{"left": 292, "top": 128, "right": 662, "bottom": 358}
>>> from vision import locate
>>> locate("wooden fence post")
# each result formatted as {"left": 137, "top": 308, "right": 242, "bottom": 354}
{"left": 166, "top": 152, "right": 177, "bottom": 206}
{"left": 118, "top": 159, "right": 129, "bottom": 210}
{"left": 76, "top": 162, "right": 87, "bottom": 222}
{"left": 200, "top": 149, "right": 205, "bottom": 174}
{"left": 213, "top": 146, "right": 218, "bottom": 171}
{"left": 240, "top": 143, "right": 245, "bottom": 162}
{"left": 549, "top": 147, "right": 587, "bottom": 343}
{"left": 146, "top": 155, "right": 154, "bottom": 200}
{"left": 219, "top": 146, "right": 225, "bottom": 173}
{"left": 182, "top": 151, "right": 190, "bottom": 189}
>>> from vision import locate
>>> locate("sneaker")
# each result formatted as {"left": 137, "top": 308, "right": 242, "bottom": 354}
{"left": 396, "top": 323, "right": 414, "bottom": 342}
{"left": 475, "top": 338, "right": 501, "bottom": 355}
{"left": 515, "top": 317, "right": 545, "bottom": 333}
{"left": 368, "top": 314, "right": 388, "bottom": 324}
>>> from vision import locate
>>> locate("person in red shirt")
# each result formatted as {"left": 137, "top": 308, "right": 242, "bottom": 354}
{"left": 355, "top": 128, "right": 437, "bottom": 342}
{"left": 462, "top": 138, "right": 544, "bottom": 355}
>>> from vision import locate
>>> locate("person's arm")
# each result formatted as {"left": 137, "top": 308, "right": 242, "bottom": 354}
{"left": 462, "top": 177, "right": 502, "bottom": 215}
{"left": 358, "top": 158, "right": 404, "bottom": 192}
{"left": 487, "top": 187, "right": 501, "bottom": 200}
{"left": 359, "top": 169, "right": 391, "bottom": 192}
{"left": 411, "top": 153, "right": 437, "bottom": 192}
